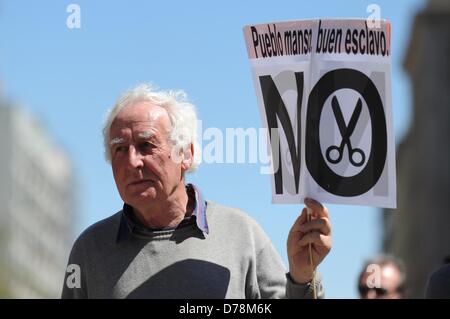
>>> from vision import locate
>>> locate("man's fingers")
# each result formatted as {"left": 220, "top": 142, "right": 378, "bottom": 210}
{"left": 289, "top": 200, "right": 331, "bottom": 245}
{"left": 298, "top": 217, "right": 331, "bottom": 236}
{"left": 297, "top": 231, "right": 332, "bottom": 248}
{"left": 289, "top": 208, "right": 308, "bottom": 234}
{"left": 304, "top": 197, "right": 329, "bottom": 219}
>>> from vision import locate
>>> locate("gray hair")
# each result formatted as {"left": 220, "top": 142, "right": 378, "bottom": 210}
{"left": 102, "top": 83, "right": 200, "bottom": 171}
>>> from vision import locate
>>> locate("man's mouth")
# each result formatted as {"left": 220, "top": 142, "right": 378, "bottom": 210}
{"left": 128, "top": 179, "right": 153, "bottom": 186}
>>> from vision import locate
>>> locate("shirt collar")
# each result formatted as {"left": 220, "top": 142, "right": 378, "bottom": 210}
{"left": 116, "top": 183, "right": 208, "bottom": 243}
{"left": 187, "top": 183, "right": 208, "bottom": 234}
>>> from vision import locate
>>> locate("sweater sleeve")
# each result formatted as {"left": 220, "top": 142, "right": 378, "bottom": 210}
{"left": 285, "top": 272, "right": 325, "bottom": 299}
{"left": 61, "top": 237, "right": 88, "bottom": 299}
{"left": 254, "top": 239, "right": 325, "bottom": 299}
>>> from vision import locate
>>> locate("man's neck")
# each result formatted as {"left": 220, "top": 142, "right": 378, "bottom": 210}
{"left": 133, "top": 183, "right": 194, "bottom": 229}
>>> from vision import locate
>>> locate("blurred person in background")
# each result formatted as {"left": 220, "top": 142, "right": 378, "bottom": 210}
{"left": 425, "top": 257, "right": 450, "bottom": 298}
{"left": 358, "top": 254, "right": 406, "bottom": 299}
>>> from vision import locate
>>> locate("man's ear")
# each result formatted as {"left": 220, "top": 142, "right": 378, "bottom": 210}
{"left": 181, "top": 143, "right": 194, "bottom": 171}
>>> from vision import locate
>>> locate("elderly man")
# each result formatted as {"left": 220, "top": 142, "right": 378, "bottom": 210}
{"left": 62, "top": 84, "right": 332, "bottom": 299}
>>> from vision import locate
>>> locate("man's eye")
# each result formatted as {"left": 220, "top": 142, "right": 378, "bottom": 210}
{"left": 114, "top": 145, "right": 128, "bottom": 154}
{"left": 139, "top": 141, "right": 154, "bottom": 150}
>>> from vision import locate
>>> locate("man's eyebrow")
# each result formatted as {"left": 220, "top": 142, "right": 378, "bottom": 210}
{"left": 110, "top": 137, "right": 125, "bottom": 145}
{"left": 138, "top": 131, "right": 154, "bottom": 139}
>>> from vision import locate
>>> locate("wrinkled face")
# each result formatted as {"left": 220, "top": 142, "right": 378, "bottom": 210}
{"left": 109, "top": 102, "right": 187, "bottom": 210}
{"left": 359, "top": 264, "right": 402, "bottom": 299}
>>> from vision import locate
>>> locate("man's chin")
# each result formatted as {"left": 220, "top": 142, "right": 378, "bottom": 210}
{"left": 127, "top": 188, "right": 159, "bottom": 203}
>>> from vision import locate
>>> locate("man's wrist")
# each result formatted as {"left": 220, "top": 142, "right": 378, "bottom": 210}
{"left": 288, "top": 268, "right": 314, "bottom": 284}
{"left": 288, "top": 271, "right": 314, "bottom": 285}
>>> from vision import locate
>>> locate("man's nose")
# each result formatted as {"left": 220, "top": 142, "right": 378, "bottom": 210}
{"left": 127, "top": 146, "right": 144, "bottom": 168}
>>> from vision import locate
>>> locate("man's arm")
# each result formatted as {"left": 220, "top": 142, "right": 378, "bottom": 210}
{"left": 253, "top": 230, "right": 325, "bottom": 299}
{"left": 61, "top": 238, "right": 88, "bottom": 299}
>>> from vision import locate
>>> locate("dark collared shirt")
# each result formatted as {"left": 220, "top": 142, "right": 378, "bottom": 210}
{"left": 116, "top": 183, "right": 208, "bottom": 242}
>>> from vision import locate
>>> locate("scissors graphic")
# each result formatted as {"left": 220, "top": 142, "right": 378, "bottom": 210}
{"left": 325, "top": 96, "right": 366, "bottom": 167}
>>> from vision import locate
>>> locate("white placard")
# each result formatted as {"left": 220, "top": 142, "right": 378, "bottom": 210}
{"left": 243, "top": 19, "right": 396, "bottom": 208}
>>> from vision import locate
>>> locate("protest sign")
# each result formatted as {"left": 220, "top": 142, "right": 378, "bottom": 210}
{"left": 243, "top": 19, "right": 396, "bottom": 208}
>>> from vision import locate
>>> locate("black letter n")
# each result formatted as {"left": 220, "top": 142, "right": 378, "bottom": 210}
{"left": 259, "top": 72, "right": 303, "bottom": 194}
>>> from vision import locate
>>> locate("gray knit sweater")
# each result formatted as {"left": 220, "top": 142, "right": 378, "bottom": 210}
{"left": 61, "top": 200, "right": 324, "bottom": 298}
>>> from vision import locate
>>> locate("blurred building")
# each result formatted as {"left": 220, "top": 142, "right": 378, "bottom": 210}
{"left": 0, "top": 103, "right": 75, "bottom": 298}
{"left": 383, "top": 0, "right": 450, "bottom": 298}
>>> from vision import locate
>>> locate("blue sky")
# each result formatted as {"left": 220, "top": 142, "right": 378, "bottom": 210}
{"left": 0, "top": 0, "right": 425, "bottom": 298}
